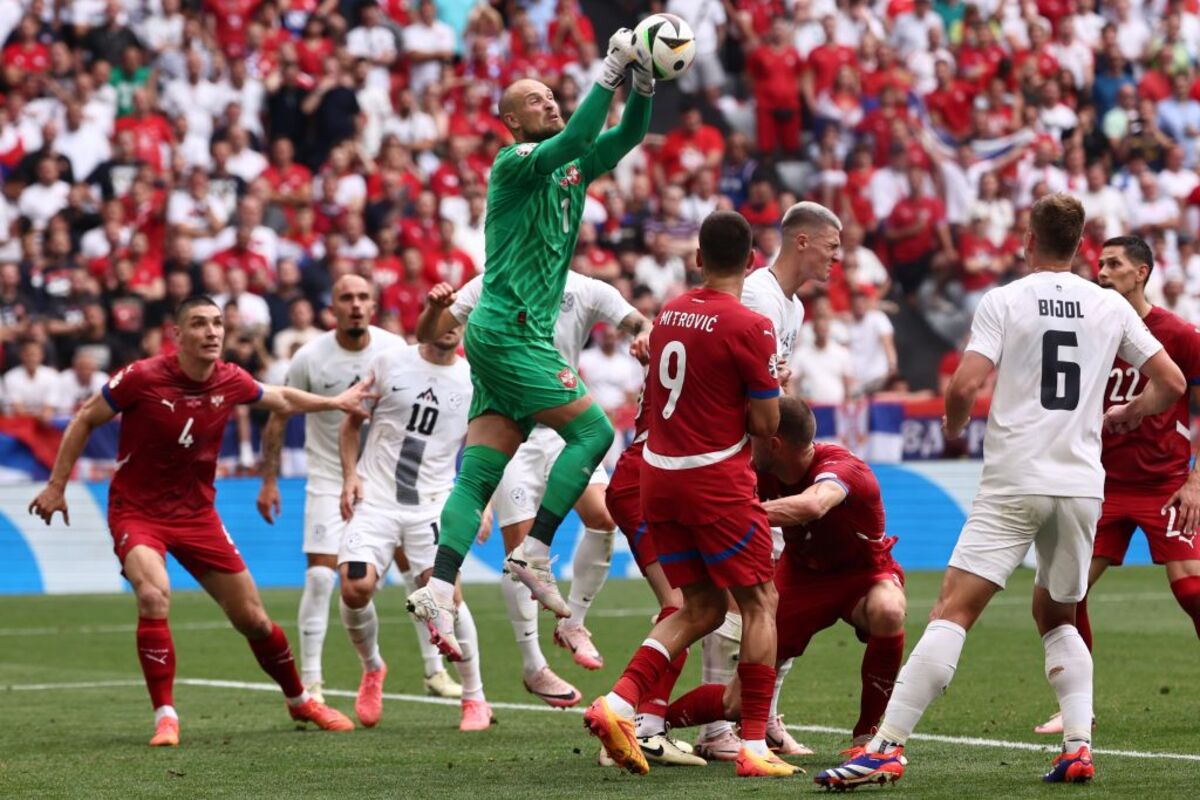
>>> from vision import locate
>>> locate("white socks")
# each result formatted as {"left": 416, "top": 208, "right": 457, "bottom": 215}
{"left": 501, "top": 565, "right": 547, "bottom": 674}
{"left": 155, "top": 705, "right": 178, "bottom": 723}
{"left": 298, "top": 566, "right": 337, "bottom": 684}
{"left": 563, "top": 527, "right": 614, "bottom": 629}
{"left": 339, "top": 598, "right": 384, "bottom": 673}
{"left": 427, "top": 576, "right": 455, "bottom": 607}
{"left": 699, "top": 612, "right": 741, "bottom": 740}
{"left": 1043, "top": 624, "right": 1093, "bottom": 753}
{"left": 401, "top": 570, "right": 444, "bottom": 676}
{"left": 635, "top": 712, "right": 666, "bottom": 738}
{"left": 454, "top": 601, "right": 485, "bottom": 701}
{"left": 871, "top": 620, "right": 966, "bottom": 752}
{"left": 769, "top": 657, "right": 794, "bottom": 719}
{"left": 523, "top": 537, "right": 551, "bottom": 559}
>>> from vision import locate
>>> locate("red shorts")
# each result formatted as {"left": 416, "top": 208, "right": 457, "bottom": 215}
{"left": 607, "top": 447, "right": 657, "bottom": 573}
{"left": 109, "top": 511, "right": 246, "bottom": 579}
{"left": 1095, "top": 484, "right": 1200, "bottom": 566}
{"left": 774, "top": 556, "right": 905, "bottom": 660}
{"left": 651, "top": 501, "right": 774, "bottom": 590}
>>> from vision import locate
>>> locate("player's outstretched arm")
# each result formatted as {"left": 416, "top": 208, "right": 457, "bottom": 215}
{"left": 943, "top": 351, "right": 993, "bottom": 439}
{"left": 763, "top": 480, "right": 849, "bottom": 527}
{"left": 1104, "top": 349, "right": 1186, "bottom": 435}
{"left": 532, "top": 29, "right": 640, "bottom": 175}
{"left": 28, "top": 392, "right": 117, "bottom": 526}
{"left": 416, "top": 282, "right": 460, "bottom": 344}
{"left": 256, "top": 412, "right": 286, "bottom": 524}
{"left": 254, "top": 377, "right": 378, "bottom": 418}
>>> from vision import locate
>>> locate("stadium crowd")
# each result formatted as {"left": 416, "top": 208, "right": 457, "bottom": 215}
{"left": 2, "top": 0, "right": 1200, "bottom": 440}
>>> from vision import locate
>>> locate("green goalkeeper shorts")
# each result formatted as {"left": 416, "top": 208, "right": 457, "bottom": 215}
{"left": 464, "top": 323, "right": 588, "bottom": 437}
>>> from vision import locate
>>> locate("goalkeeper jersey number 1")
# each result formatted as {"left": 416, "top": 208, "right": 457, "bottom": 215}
{"left": 469, "top": 141, "right": 598, "bottom": 340}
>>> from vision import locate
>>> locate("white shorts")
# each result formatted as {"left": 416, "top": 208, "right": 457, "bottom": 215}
{"left": 948, "top": 494, "right": 1102, "bottom": 603}
{"left": 493, "top": 428, "right": 608, "bottom": 528}
{"left": 338, "top": 499, "right": 441, "bottom": 577}
{"left": 303, "top": 491, "right": 346, "bottom": 556}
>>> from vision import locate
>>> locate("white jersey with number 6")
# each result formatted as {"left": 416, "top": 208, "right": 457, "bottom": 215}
{"left": 967, "top": 271, "right": 1162, "bottom": 499}
{"left": 357, "top": 345, "right": 472, "bottom": 508}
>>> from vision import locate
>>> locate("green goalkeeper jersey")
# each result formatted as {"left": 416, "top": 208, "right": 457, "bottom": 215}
{"left": 469, "top": 142, "right": 603, "bottom": 340}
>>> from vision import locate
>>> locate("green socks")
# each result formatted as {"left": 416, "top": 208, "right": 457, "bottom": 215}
{"left": 432, "top": 444, "right": 511, "bottom": 583}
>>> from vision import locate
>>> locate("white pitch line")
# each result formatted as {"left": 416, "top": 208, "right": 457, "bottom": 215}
{"left": 6, "top": 677, "right": 1198, "bottom": 763}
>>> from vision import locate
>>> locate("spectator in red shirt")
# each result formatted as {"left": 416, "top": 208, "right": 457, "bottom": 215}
{"left": 656, "top": 103, "right": 725, "bottom": 185}
{"left": 3, "top": 16, "right": 51, "bottom": 76}
{"left": 746, "top": 18, "right": 804, "bottom": 156}
{"left": 885, "top": 165, "right": 954, "bottom": 297}
{"left": 739, "top": 178, "right": 782, "bottom": 227}
{"left": 1013, "top": 20, "right": 1060, "bottom": 87}
{"left": 295, "top": 16, "right": 334, "bottom": 79}
{"left": 925, "top": 59, "right": 974, "bottom": 139}
{"left": 399, "top": 190, "right": 442, "bottom": 252}
{"left": 381, "top": 247, "right": 429, "bottom": 336}
{"left": 958, "top": 210, "right": 1010, "bottom": 309}
{"left": 114, "top": 89, "right": 173, "bottom": 173}
{"left": 214, "top": 223, "right": 274, "bottom": 293}
{"left": 422, "top": 218, "right": 476, "bottom": 288}
{"left": 262, "top": 137, "right": 312, "bottom": 216}
{"left": 803, "top": 15, "right": 858, "bottom": 110}
{"left": 205, "top": 0, "right": 261, "bottom": 58}
{"left": 548, "top": 0, "right": 595, "bottom": 62}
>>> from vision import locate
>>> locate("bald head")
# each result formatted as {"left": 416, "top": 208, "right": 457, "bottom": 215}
{"left": 499, "top": 79, "right": 564, "bottom": 142}
{"left": 331, "top": 273, "right": 375, "bottom": 339}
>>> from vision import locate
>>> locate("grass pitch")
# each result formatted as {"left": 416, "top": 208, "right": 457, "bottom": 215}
{"left": 0, "top": 567, "right": 1196, "bottom": 799}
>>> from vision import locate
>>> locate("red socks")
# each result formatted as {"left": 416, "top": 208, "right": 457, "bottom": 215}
{"left": 248, "top": 623, "right": 306, "bottom": 699}
{"left": 1074, "top": 595, "right": 1093, "bottom": 651}
{"left": 855, "top": 633, "right": 904, "bottom": 738}
{"left": 736, "top": 662, "right": 775, "bottom": 741}
{"left": 637, "top": 607, "right": 688, "bottom": 718}
{"left": 137, "top": 617, "right": 175, "bottom": 709}
{"left": 666, "top": 683, "right": 727, "bottom": 729}
{"left": 612, "top": 643, "right": 670, "bottom": 708}
{"left": 1170, "top": 575, "right": 1200, "bottom": 638}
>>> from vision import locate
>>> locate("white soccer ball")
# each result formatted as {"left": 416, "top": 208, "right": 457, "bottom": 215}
{"left": 634, "top": 13, "right": 696, "bottom": 82}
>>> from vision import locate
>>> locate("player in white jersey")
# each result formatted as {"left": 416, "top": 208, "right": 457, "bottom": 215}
{"left": 256, "top": 275, "right": 459, "bottom": 702}
{"left": 421, "top": 272, "right": 651, "bottom": 707}
{"left": 694, "top": 201, "right": 842, "bottom": 761}
{"left": 817, "top": 195, "right": 1186, "bottom": 790}
{"left": 336, "top": 324, "right": 493, "bottom": 731}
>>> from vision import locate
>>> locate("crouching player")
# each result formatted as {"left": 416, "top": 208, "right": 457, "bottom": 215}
{"left": 664, "top": 397, "right": 907, "bottom": 785}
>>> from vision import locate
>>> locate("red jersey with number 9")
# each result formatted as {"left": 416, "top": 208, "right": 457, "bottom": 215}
{"left": 102, "top": 354, "right": 263, "bottom": 520}
{"left": 641, "top": 287, "right": 780, "bottom": 524}
{"left": 1102, "top": 306, "right": 1200, "bottom": 490}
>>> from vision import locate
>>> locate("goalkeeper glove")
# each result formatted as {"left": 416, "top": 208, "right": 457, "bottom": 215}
{"left": 599, "top": 27, "right": 639, "bottom": 91}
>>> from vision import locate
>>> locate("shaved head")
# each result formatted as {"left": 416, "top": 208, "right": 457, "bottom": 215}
{"left": 499, "top": 79, "right": 564, "bottom": 142}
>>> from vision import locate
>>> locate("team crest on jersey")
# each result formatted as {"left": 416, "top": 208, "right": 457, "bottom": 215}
{"left": 211, "top": 394, "right": 225, "bottom": 408}
{"left": 515, "top": 143, "right": 536, "bottom": 157}
{"left": 417, "top": 387, "right": 439, "bottom": 405}
{"left": 560, "top": 292, "right": 576, "bottom": 313}
{"left": 559, "top": 165, "right": 582, "bottom": 188}
{"left": 557, "top": 368, "right": 578, "bottom": 389}
{"left": 447, "top": 392, "right": 464, "bottom": 410}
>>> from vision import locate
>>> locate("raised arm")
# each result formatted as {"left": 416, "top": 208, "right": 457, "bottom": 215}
{"left": 28, "top": 393, "right": 117, "bottom": 525}
{"left": 589, "top": 87, "right": 653, "bottom": 173}
{"left": 416, "top": 282, "right": 462, "bottom": 343}
{"left": 533, "top": 29, "right": 642, "bottom": 174}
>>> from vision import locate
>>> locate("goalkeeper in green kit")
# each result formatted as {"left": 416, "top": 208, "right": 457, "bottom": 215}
{"left": 406, "top": 28, "right": 656, "bottom": 659}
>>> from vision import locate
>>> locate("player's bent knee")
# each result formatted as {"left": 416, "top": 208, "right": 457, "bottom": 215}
{"left": 869, "top": 601, "right": 907, "bottom": 635}
{"left": 135, "top": 584, "right": 171, "bottom": 617}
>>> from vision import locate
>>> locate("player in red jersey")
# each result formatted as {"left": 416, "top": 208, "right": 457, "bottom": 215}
{"left": 599, "top": 385, "right": 703, "bottom": 767}
{"left": 28, "top": 296, "right": 375, "bottom": 746}
{"left": 585, "top": 211, "right": 796, "bottom": 778}
{"left": 1036, "top": 236, "right": 1200, "bottom": 734}
{"left": 661, "top": 398, "right": 908, "bottom": 780}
